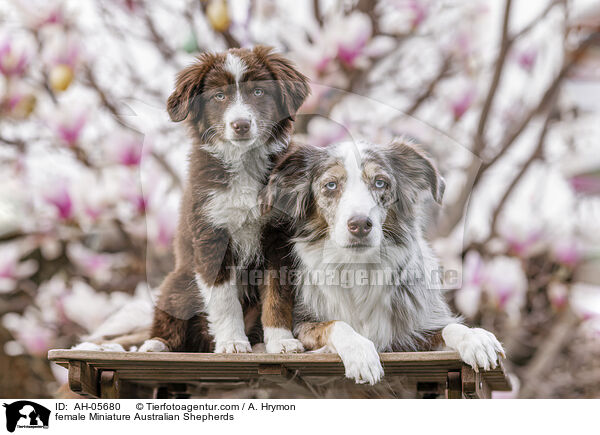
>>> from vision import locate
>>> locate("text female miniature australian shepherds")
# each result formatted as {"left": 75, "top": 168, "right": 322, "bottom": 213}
{"left": 261, "top": 140, "right": 505, "bottom": 384}
{"left": 139, "top": 46, "right": 309, "bottom": 354}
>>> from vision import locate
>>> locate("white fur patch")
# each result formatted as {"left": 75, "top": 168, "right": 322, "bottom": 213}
{"left": 72, "top": 342, "right": 126, "bottom": 352}
{"left": 203, "top": 157, "right": 266, "bottom": 267}
{"left": 328, "top": 321, "right": 383, "bottom": 385}
{"left": 264, "top": 327, "right": 304, "bottom": 353}
{"left": 195, "top": 274, "right": 251, "bottom": 353}
{"left": 224, "top": 53, "right": 247, "bottom": 83}
{"left": 332, "top": 141, "right": 384, "bottom": 248}
{"left": 138, "top": 339, "right": 169, "bottom": 352}
{"left": 442, "top": 323, "right": 505, "bottom": 372}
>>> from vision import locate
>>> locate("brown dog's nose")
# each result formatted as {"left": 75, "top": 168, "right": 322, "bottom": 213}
{"left": 347, "top": 215, "right": 373, "bottom": 238}
{"left": 231, "top": 119, "right": 250, "bottom": 136}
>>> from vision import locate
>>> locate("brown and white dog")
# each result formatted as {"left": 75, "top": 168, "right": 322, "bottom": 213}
{"left": 139, "top": 46, "right": 309, "bottom": 354}
{"left": 261, "top": 139, "right": 505, "bottom": 384}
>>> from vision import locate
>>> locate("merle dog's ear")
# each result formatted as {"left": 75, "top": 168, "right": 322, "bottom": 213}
{"left": 388, "top": 141, "right": 445, "bottom": 204}
{"left": 167, "top": 53, "right": 217, "bottom": 122}
{"left": 254, "top": 45, "right": 310, "bottom": 122}
{"left": 260, "top": 143, "right": 319, "bottom": 220}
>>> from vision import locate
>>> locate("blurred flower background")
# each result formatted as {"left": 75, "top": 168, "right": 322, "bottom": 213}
{"left": 1, "top": 0, "right": 599, "bottom": 398}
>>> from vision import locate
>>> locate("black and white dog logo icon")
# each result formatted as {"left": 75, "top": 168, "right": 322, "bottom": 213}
{"left": 3, "top": 401, "right": 50, "bottom": 432}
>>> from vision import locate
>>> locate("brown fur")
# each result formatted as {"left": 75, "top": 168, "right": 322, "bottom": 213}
{"left": 149, "top": 47, "right": 309, "bottom": 352}
{"left": 295, "top": 321, "right": 336, "bottom": 350}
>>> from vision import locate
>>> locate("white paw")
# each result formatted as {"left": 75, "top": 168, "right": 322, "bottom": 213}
{"left": 72, "top": 342, "right": 102, "bottom": 351}
{"left": 138, "top": 339, "right": 169, "bottom": 352}
{"left": 264, "top": 327, "right": 304, "bottom": 353}
{"left": 215, "top": 339, "right": 252, "bottom": 353}
{"left": 266, "top": 338, "right": 305, "bottom": 354}
{"left": 98, "top": 343, "right": 126, "bottom": 352}
{"left": 444, "top": 325, "right": 504, "bottom": 372}
{"left": 72, "top": 342, "right": 125, "bottom": 352}
{"left": 330, "top": 322, "right": 384, "bottom": 385}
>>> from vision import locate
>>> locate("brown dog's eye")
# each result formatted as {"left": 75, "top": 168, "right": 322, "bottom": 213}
{"left": 214, "top": 92, "right": 226, "bottom": 101}
{"left": 253, "top": 88, "right": 264, "bottom": 97}
{"left": 325, "top": 181, "right": 337, "bottom": 190}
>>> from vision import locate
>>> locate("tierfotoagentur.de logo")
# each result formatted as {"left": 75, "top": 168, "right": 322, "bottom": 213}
{"left": 3, "top": 401, "right": 50, "bottom": 433}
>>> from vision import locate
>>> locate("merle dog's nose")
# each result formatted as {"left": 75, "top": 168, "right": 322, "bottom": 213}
{"left": 347, "top": 215, "right": 373, "bottom": 238}
{"left": 231, "top": 119, "right": 250, "bottom": 136}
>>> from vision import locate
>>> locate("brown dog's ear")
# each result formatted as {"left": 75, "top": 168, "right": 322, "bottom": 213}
{"left": 167, "top": 53, "right": 217, "bottom": 122}
{"left": 260, "top": 143, "right": 320, "bottom": 220}
{"left": 254, "top": 45, "right": 310, "bottom": 122}
{"left": 388, "top": 141, "right": 445, "bottom": 204}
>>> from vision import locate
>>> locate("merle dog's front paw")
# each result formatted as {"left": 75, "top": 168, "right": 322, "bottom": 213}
{"left": 443, "top": 324, "right": 505, "bottom": 372}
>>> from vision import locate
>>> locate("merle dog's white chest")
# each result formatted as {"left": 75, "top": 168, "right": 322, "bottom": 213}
{"left": 297, "top": 268, "right": 398, "bottom": 350}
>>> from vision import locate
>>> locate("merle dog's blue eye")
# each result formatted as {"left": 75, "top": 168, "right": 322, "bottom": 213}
{"left": 214, "top": 92, "right": 225, "bottom": 101}
{"left": 374, "top": 179, "right": 387, "bottom": 189}
{"left": 253, "top": 88, "right": 264, "bottom": 96}
{"left": 326, "top": 181, "right": 337, "bottom": 190}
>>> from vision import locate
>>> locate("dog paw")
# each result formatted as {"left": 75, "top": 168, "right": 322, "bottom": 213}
{"left": 452, "top": 327, "right": 505, "bottom": 372}
{"left": 72, "top": 342, "right": 126, "bottom": 352}
{"left": 138, "top": 339, "right": 169, "bottom": 352}
{"left": 215, "top": 339, "right": 252, "bottom": 353}
{"left": 72, "top": 342, "right": 102, "bottom": 351}
{"left": 330, "top": 322, "right": 384, "bottom": 385}
{"left": 266, "top": 338, "right": 304, "bottom": 354}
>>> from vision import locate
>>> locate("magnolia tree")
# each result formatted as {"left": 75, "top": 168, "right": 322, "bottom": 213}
{"left": 0, "top": 0, "right": 599, "bottom": 398}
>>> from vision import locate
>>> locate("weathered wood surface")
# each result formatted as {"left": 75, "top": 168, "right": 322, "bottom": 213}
{"left": 49, "top": 350, "right": 511, "bottom": 398}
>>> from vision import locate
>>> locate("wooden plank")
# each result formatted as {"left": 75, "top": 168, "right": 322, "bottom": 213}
{"left": 50, "top": 349, "right": 512, "bottom": 395}
{"left": 49, "top": 350, "right": 466, "bottom": 364}
{"left": 446, "top": 371, "right": 462, "bottom": 399}
{"left": 68, "top": 361, "right": 99, "bottom": 398}
{"left": 461, "top": 366, "right": 491, "bottom": 399}
{"left": 100, "top": 371, "right": 120, "bottom": 399}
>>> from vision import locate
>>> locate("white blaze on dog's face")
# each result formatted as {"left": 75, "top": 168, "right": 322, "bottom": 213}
{"left": 222, "top": 53, "right": 259, "bottom": 146}
{"left": 313, "top": 141, "right": 394, "bottom": 249}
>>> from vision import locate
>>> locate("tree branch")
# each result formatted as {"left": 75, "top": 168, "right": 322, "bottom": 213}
{"left": 473, "top": 0, "right": 513, "bottom": 155}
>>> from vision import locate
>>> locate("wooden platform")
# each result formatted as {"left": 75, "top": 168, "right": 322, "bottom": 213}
{"left": 48, "top": 350, "right": 511, "bottom": 399}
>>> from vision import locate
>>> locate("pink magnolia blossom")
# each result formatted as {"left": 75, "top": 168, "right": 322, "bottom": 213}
{"left": 482, "top": 256, "right": 527, "bottom": 318}
{"left": 53, "top": 113, "right": 86, "bottom": 147}
{"left": 570, "top": 283, "right": 600, "bottom": 321}
{"left": 0, "top": 39, "right": 28, "bottom": 77}
{"left": 44, "top": 183, "right": 73, "bottom": 220}
{"left": 335, "top": 12, "right": 372, "bottom": 68}
{"left": 454, "top": 251, "right": 485, "bottom": 317}
{"left": 406, "top": 0, "right": 428, "bottom": 30}
{"left": 66, "top": 243, "right": 118, "bottom": 283}
{"left": 501, "top": 226, "right": 545, "bottom": 258}
{"left": 0, "top": 243, "right": 38, "bottom": 293}
{"left": 516, "top": 47, "right": 537, "bottom": 73}
{"left": 2, "top": 311, "right": 56, "bottom": 357}
{"left": 568, "top": 171, "right": 600, "bottom": 196}
{"left": 4, "top": 91, "right": 36, "bottom": 118}
{"left": 108, "top": 133, "right": 148, "bottom": 167}
{"left": 547, "top": 281, "right": 569, "bottom": 309}
{"left": 50, "top": 40, "right": 80, "bottom": 69}
{"left": 450, "top": 88, "right": 475, "bottom": 121}
{"left": 552, "top": 238, "right": 582, "bottom": 267}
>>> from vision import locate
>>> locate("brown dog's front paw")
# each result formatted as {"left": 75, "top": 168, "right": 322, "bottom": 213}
{"left": 215, "top": 339, "right": 252, "bottom": 353}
